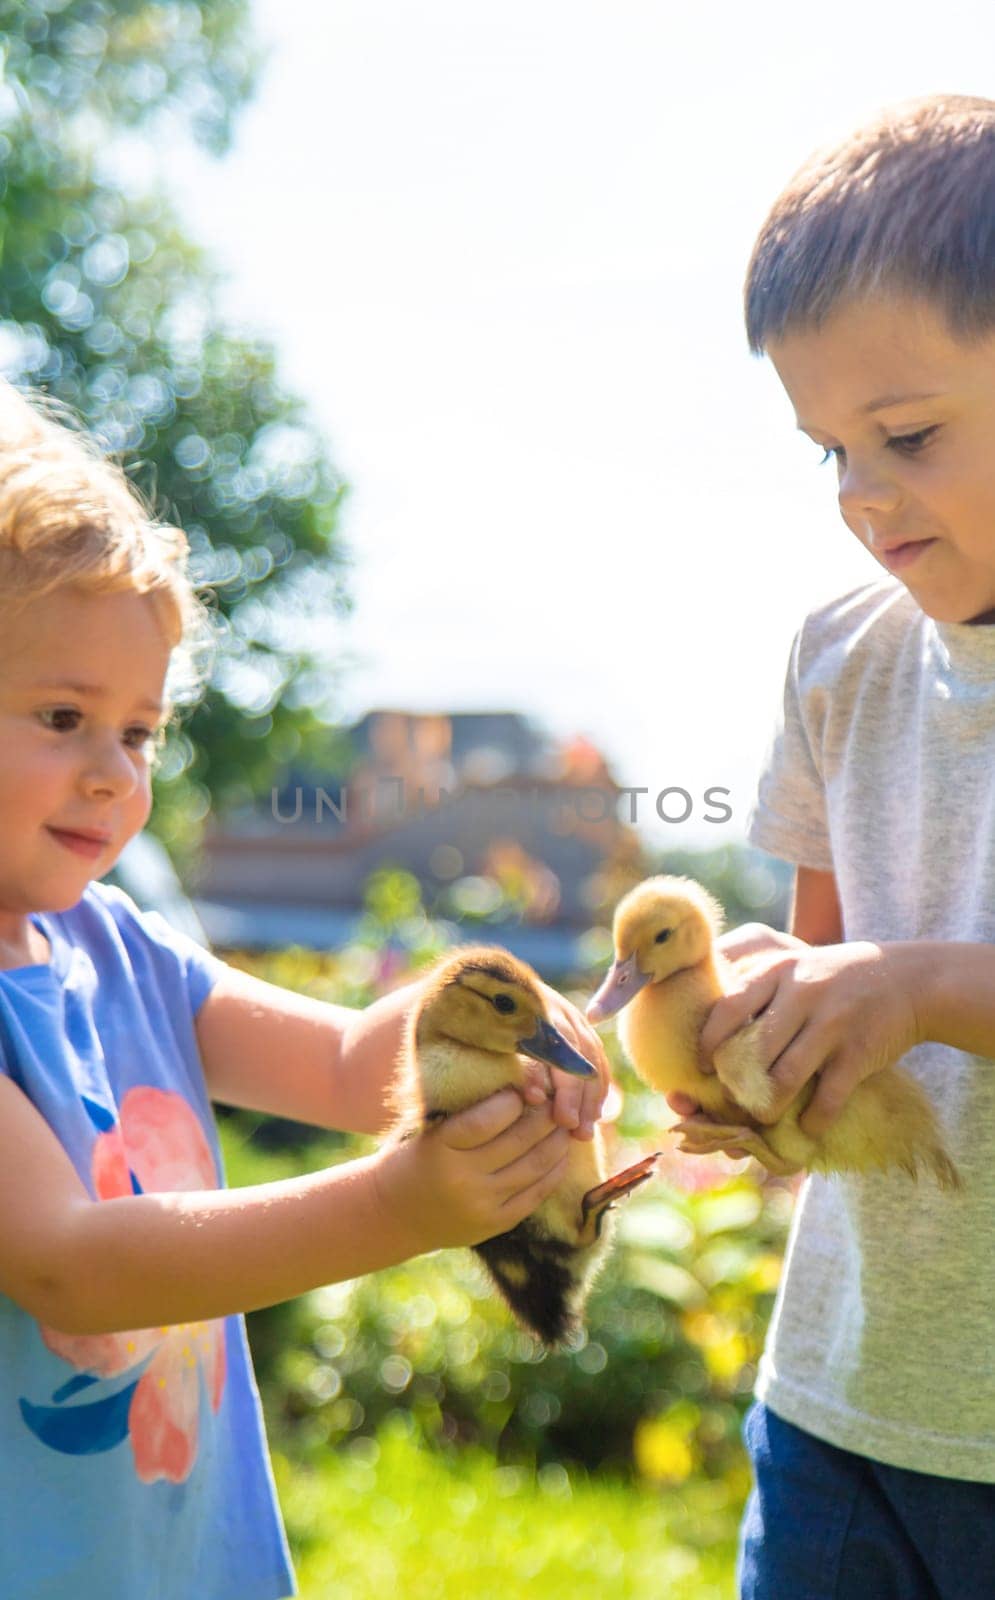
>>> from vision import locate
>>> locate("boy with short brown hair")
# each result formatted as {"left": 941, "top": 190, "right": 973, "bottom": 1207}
{"left": 696, "top": 94, "right": 995, "bottom": 1596}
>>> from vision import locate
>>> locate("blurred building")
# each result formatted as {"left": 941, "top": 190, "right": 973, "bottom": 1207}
{"left": 189, "top": 710, "right": 646, "bottom": 972}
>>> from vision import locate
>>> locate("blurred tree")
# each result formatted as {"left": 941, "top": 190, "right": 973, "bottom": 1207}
{"left": 0, "top": 0, "right": 350, "bottom": 868}
{"left": 655, "top": 843, "right": 792, "bottom": 933}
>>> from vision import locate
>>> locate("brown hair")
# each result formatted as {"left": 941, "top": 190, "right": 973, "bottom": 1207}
{"left": 0, "top": 379, "right": 216, "bottom": 718}
{"left": 744, "top": 94, "right": 995, "bottom": 353}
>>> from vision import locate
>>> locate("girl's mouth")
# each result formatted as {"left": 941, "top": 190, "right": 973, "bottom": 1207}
{"left": 47, "top": 828, "right": 109, "bottom": 860}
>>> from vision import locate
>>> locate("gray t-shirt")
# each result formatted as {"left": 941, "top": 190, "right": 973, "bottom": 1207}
{"left": 748, "top": 577, "right": 995, "bottom": 1482}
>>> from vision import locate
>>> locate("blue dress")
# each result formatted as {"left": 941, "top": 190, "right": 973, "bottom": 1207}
{"left": 0, "top": 883, "right": 297, "bottom": 1599}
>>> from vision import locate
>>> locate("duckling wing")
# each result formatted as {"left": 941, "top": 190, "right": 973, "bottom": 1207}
{"left": 711, "top": 1020, "right": 776, "bottom": 1118}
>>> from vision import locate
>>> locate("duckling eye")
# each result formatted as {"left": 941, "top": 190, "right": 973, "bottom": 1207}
{"left": 492, "top": 993, "right": 516, "bottom": 1014}
{"left": 654, "top": 928, "right": 672, "bottom": 944}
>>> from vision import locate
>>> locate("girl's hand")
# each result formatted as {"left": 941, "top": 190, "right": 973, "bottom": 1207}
{"left": 699, "top": 942, "right": 923, "bottom": 1136}
{"left": 372, "top": 1088, "right": 571, "bottom": 1254}
{"left": 521, "top": 985, "right": 610, "bottom": 1141}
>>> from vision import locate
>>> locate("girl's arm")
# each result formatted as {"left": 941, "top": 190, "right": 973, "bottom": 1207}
{"left": 0, "top": 1074, "right": 570, "bottom": 1337}
{"left": 195, "top": 968, "right": 419, "bottom": 1134}
{"left": 196, "top": 964, "right": 609, "bottom": 1138}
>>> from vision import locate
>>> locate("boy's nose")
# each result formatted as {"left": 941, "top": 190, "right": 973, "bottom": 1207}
{"left": 837, "top": 461, "right": 902, "bottom": 521}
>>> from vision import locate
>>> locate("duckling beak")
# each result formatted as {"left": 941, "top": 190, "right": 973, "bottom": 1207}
{"left": 585, "top": 953, "right": 650, "bottom": 1023}
{"left": 517, "top": 1018, "right": 598, "bottom": 1077}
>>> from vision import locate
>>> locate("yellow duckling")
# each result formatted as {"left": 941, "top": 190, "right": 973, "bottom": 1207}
{"left": 586, "top": 875, "right": 960, "bottom": 1190}
{"left": 392, "top": 947, "right": 659, "bottom": 1345}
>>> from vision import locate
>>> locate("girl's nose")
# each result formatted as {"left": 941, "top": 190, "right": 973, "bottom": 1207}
{"left": 78, "top": 735, "right": 142, "bottom": 799}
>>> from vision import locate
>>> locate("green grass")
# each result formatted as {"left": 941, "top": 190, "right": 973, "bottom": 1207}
{"left": 274, "top": 1420, "right": 739, "bottom": 1600}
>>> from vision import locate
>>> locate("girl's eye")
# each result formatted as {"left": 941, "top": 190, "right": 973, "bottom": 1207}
{"left": 40, "top": 709, "right": 157, "bottom": 753}
{"left": 818, "top": 427, "right": 937, "bottom": 467}
{"left": 40, "top": 708, "right": 77, "bottom": 732}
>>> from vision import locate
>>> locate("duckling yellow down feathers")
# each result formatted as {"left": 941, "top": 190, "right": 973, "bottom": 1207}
{"left": 392, "top": 947, "right": 659, "bottom": 1344}
{"left": 587, "top": 876, "right": 960, "bottom": 1190}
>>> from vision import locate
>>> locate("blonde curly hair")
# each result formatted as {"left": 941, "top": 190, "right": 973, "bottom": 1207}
{"left": 0, "top": 378, "right": 216, "bottom": 716}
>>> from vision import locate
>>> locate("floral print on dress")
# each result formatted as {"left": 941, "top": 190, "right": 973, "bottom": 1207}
{"left": 19, "top": 1087, "right": 227, "bottom": 1483}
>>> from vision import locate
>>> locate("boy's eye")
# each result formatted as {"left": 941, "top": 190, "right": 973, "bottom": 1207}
{"left": 889, "top": 426, "right": 937, "bottom": 455}
{"left": 818, "top": 426, "right": 937, "bottom": 467}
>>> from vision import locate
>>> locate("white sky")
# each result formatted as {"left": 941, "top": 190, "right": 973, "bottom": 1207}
{"left": 167, "top": 1, "right": 994, "bottom": 846}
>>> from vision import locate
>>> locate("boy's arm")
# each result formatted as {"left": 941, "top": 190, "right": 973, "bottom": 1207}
{"left": 196, "top": 963, "right": 609, "bottom": 1139}
{"left": 790, "top": 865, "right": 843, "bottom": 945}
{"left": 886, "top": 942, "right": 995, "bottom": 1062}
{"left": 701, "top": 862, "right": 995, "bottom": 1136}
{"left": 0, "top": 1074, "right": 570, "bottom": 1336}
{"left": 701, "top": 866, "right": 840, "bottom": 968}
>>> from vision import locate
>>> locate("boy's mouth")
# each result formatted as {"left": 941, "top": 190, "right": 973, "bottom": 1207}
{"left": 875, "top": 537, "right": 938, "bottom": 574}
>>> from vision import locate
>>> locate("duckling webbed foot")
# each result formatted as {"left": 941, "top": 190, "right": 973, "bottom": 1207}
{"left": 671, "top": 1116, "right": 802, "bottom": 1177}
{"left": 579, "top": 1152, "right": 660, "bottom": 1243}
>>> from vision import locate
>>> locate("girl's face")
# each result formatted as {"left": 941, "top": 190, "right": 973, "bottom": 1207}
{"left": 0, "top": 587, "right": 172, "bottom": 935}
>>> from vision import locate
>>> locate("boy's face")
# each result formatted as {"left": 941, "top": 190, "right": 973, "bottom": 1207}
{"left": 767, "top": 294, "right": 995, "bottom": 624}
{"left": 0, "top": 588, "right": 171, "bottom": 934}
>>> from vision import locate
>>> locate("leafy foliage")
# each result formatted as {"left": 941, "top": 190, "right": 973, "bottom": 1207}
{"left": 0, "top": 2, "right": 350, "bottom": 864}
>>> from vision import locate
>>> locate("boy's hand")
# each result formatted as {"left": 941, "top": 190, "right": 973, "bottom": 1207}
{"left": 716, "top": 921, "right": 811, "bottom": 962}
{"left": 519, "top": 985, "right": 610, "bottom": 1141}
{"left": 373, "top": 1088, "right": 571, "bottom": 1254}
{"left": 661, "top": 924, "right": 811, "bottom": 1158}
{"left": 699, "top": 942, "right": 923, "bottom": 1137}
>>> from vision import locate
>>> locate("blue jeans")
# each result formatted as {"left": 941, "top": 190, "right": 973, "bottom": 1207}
{"left": 738, "top": 1401, "right": 995, "bottom": 1599}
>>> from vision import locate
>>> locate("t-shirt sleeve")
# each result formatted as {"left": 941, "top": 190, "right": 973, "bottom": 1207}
{"left": 132, "top": 906, "right": 230, "bottom": 1017}
{"left": 747, "top": 621, "right": 835, "bottom": 872}
{"left": 94, "top": 885, "right": 230, "bottom": 1020}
